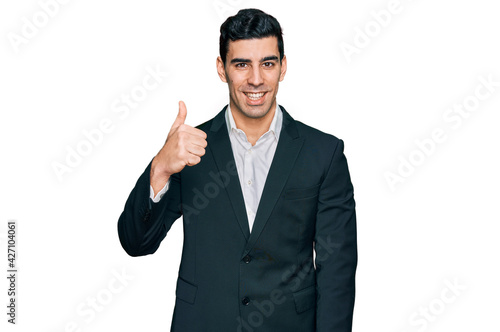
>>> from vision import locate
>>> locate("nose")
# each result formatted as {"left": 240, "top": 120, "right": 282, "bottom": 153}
{"left": 247, "top": 66, "right": 264, "bottom": 86}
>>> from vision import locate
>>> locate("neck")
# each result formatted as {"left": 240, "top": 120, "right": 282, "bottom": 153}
{"left": 231, "top": 101, "right": 276, "bottom": 146}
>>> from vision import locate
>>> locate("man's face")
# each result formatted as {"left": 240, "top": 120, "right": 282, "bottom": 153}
{"left": 217, "top": 36, "right": 287, "bottom": 120}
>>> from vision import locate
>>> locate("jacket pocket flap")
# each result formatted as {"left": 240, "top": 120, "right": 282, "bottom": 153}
{"left": 176, "top": 277, "right": 197, "bottom": 304}
{"left": 292, "top": 284, "right": 316, "bottom": 313}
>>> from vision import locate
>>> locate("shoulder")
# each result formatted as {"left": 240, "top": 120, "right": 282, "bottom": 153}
{"left": 295, "top": 120, "right": 345, "bottom": 164}
{"left": 295, "top": 119, "right": 340, "bottom": 143}
{"left": 282, "top": 105, "right": 343, "bottom": 154}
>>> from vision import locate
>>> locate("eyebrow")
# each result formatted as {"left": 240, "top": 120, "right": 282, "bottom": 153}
{"left": 230, "top": 55, "right": 279, "bottom": 64}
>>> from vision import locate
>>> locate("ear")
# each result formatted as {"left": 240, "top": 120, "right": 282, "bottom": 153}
{"left": 216, "top": 56, "right": 227, "bottom": 83}
{"left": 279, "top": 55, "right": 287, "bottom": 82}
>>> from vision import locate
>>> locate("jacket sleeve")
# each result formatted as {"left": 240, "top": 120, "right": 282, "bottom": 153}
{"left": 117, "top": 159, "right": 183, "bottom": 257}
{"left": 315, "top": 139, "right": 357, "bottom": 331}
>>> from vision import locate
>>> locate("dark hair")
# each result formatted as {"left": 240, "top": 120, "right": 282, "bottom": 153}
{"left": 219, "top": 8, "right": 284, "bottom": 65}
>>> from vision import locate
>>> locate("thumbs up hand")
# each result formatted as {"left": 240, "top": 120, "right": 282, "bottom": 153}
{"left": 151, "top": 101, "right": 207, "bottom": 194}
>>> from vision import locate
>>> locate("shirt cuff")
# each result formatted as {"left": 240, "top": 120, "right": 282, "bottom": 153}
{"left": 149, "top": 177, "right": 171, "bottom": 203}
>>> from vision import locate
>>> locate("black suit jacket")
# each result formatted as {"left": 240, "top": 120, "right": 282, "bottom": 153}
{"left": 118, "top": 105, "right": 357, "bottom": 331}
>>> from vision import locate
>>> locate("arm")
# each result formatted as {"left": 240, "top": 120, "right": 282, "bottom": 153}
{"left": 315, "top": 139, "right": 357, "bottom": 331}
{"left": 117, "top": 160, "right": 182, "bottom": 257}
{"left": 117, "top": 101, "right": 207, "bottom": 257}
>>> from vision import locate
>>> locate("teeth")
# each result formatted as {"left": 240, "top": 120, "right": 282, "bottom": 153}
{"left": 245, "top": 92, "right": 265, "bottom": 100}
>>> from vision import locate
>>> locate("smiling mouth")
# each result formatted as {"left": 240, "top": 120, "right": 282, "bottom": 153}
{"left": 244, "top": 92, "right": 267, "bottom": 100}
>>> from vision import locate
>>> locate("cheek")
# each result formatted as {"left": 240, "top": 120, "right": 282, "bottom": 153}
{"left": 228, "top": 71, "right": 247, "bottom": 85}
{"left": 265, "top": 71, "right": 281, "bottom": 84}
{"left": 229, "top": 79, "right": 243, "bottom": 92}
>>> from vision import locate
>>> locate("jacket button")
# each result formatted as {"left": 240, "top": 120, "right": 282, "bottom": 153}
{"left": 241, "top": 297, "right": 250, "bottom": 306}
{"left": 243, "top": 255, "right": 251, "bottom": 263}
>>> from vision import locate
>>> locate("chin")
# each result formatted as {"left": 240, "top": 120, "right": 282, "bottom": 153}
{"left": 242, "top": 106, "right": 270, "bottom": 119}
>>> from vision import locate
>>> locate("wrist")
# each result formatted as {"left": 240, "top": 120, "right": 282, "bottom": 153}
{"left": 151, "top": 157, "right": 168, "bottom": 182}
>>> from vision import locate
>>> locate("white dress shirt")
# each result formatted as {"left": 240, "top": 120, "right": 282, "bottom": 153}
{"left": 150, "top": 103, "right": 283, "bottom": 233}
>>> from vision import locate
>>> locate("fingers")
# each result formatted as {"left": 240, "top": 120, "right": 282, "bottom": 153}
{"left": 185, "top": 142, "right": 206, "bottom": 157}
{"left": 163, "top": 100, "right": 207, "bottom": 169}
{"left": 184, "top": 134, "right": 207, "bottom": 162}
{"left": 189, "top": 134, "right": 208, "bottom": 148}
{"left": 186, "top": 155, "right": 201, "bottom": 167}
{"left": 170, "top": 100, "right": 188, "bottom": 130}
{"left": 169, "top": 101, "right": 206, "bottom": 139}
{"left": 178, "top": 125, "right": 207, "bottom": 139}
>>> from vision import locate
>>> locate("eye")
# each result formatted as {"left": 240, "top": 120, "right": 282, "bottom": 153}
{"left": 235, "top": 63, "right": 248, "bottom": 68}
{"left": 263, "top": 62, "right": 274, "bottom": 68}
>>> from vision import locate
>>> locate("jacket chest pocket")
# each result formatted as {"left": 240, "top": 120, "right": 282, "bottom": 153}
{"left": 284, "top": 184, "right": 321, "bottom": 200}
{"left": 281, "top": 184, "right": 320, "bottom": 224}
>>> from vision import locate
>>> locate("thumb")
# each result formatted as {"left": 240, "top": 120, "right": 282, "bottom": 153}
{"left": 171, "top": 100, "right": 187, "bottom": 129}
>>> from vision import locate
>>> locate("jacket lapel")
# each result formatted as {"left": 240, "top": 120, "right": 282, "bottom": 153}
{"left": 243, "top": 106, "right": 304, "bottom": 256}
{"left": 207, "top": 105, "right": 305, "bottom": 253}
{"left": 208, "top": 106, "right": 251, "bottom": 240}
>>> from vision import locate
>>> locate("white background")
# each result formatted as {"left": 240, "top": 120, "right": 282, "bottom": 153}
{"left": 1, "top": 0, "right": 499, "bottom": 331}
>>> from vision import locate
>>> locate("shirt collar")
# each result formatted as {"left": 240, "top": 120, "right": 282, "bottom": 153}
{"left": 225, "top": 102, "right": 282, "bottom": 142}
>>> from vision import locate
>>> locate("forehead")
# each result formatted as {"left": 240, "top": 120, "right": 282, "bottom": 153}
{"left": 227, "top": 36, "right": 279, "bottom": 60}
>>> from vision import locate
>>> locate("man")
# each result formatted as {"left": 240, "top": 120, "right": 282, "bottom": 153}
{"left": 118, "top": 8, "right": 357, "bottom": 331}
